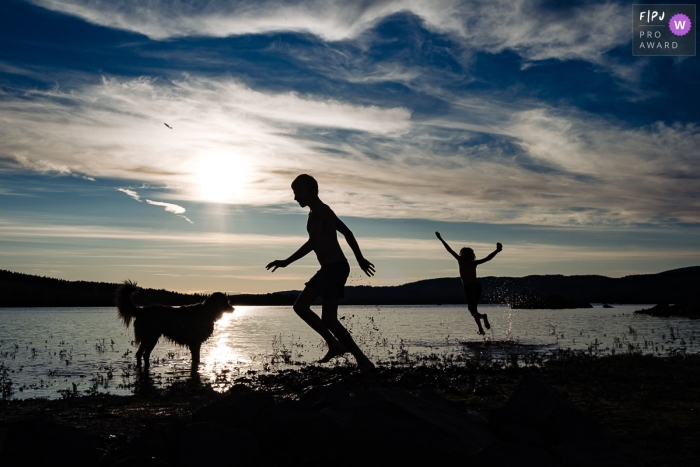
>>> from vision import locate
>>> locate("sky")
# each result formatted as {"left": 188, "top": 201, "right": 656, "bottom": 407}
{"left": 1, "top": 0, "right": 699, "bottom": 294}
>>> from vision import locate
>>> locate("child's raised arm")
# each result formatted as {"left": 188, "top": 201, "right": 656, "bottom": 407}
{"left": 435, "top": 232, "right": 460, "bottom": 260}
{"left": 474, "top": 242, "right": 502, "bottom": 265}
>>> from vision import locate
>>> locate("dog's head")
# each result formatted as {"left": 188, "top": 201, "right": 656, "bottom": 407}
{"left": 203, "top": 292, "right": 234, "bottom": 320}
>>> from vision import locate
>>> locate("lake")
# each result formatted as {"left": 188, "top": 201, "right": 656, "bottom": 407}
{"left": 1, "top": 304, "right": 698, "bottom": 400}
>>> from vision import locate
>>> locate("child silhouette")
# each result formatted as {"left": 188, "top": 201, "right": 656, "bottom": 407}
{"left": 436, "top": 232, "right": 502, "bottom": 335}
{"left": 266, "top": 174, "right": 375, "bottom": 371}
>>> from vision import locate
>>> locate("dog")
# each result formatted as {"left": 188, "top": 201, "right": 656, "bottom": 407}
{"left": 116, "top": 280, "right": 234, "bottom": 370}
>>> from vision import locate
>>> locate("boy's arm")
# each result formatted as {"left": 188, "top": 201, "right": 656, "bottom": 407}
{"left": 266, "top": 213, "right": 322, "bottom": 272}
{"left": 475, "top": 242, "right": 503, "bottom": 265}
{"left": 336, "top": 218, "right": 375, "bottom": 277}
{"left": 435, "top": 232, "right": 460, "bottom": 260}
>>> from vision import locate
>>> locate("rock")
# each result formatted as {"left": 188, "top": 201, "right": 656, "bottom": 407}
{"left": 418, "top": 387, "right": 481, "bottom": 418}
{"left": 635, "top": 302, "right": 700, "bottom": 319}
{"left": 114, "top": 422, "right": 185, "bottom": 466}
{"left": 489, "top": 376, "right": 636, "bottom": 466}
{"left": 602, "top": 304, "right": 614, "bottom": 308}
{"left": 177, "top": 422, "right": 257, "bottom": 467}
{"left": 118, "top": 438, "right": 171, "bottom": 465}
{"left": 473, "top": 384, "right": 496, "bottom": 396}
{"left": 475, "top": 442, "right": 563, "bottom": 467}
{"left": 191, "top": 391, "right": 274, "bottom": 428}
{"left": 493, "top": 420, "right": 544, "bottom": 446}
{"left": 550, "top": 438, "right": 636, "bottom": 467}
{"left": 490, "top": 375, "right": 603, "bottom": 446}
{"left": 284, "top": 388, "right": 499, "bottom": 464}
{"left": 0, "top": 419, "right": 104, "bottom": 467}
{"left": 299, "top": 382, "right": 351, "bottom": 409}
{"left": 252, "top": 399, "right": 313, "bottom": 440}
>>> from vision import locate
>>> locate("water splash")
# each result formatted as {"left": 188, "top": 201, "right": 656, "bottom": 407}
{"left": 502, "top": 307, "right": 514, "bottom": 342}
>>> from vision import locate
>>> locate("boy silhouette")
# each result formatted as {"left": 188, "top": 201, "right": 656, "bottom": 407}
{"left": 266, "top": 174, "right": 375, "bottom": 371}
{"left": 436, "top": 232, "right": 502, "bottom": 335}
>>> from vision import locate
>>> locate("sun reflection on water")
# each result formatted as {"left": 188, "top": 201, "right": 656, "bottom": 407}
{"left": 201, "top": 307, "right": 249, "bottom": 381}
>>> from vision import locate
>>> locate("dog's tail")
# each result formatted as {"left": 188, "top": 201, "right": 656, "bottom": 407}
{"left": 115, "top": 280, "right": 139, "bottom": 328}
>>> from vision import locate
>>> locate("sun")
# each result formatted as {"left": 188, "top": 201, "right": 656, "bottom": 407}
{"left": 196, "top": 152, "right": 249, "bottom": 202}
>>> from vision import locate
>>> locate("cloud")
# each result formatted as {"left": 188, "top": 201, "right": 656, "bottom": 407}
{"left": 0, "top": 219, "right": 306, "bottom": 245}
{"left": 1, "top": 218, "right": 695, "bottom": 274}
{"left": 146, "top": 199, "right": 193, "bottom": 223}
{"left": 118, "top": 188, "right": 141, "bottom": 201}
{"left": 29, "top": 1, "right": 630, "bottom": 64}
{"left": 0, "top": 74, "right": 410, "bottom": 203}
{"left": 119, "top": 187, "right": 193, "bottom": 223}
{"left": 1, "top": 74, "right": 698, "bottom": 226}
{"left": 12, "top": 154, "right": 93, "bottom": 179}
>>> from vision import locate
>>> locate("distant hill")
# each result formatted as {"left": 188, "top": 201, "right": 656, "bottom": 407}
{"left": 339, "top": 268, "right": 700, "bottom": 305}
{"left": 1, "top": 267, "right": 699, "bottom": 307}
{"left": 0, "top": 270, "right": 207, "bottom": 307}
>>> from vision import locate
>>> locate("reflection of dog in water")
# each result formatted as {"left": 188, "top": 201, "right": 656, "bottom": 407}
{"left": 116, "top": 280, "right": 234, "bottom": 370}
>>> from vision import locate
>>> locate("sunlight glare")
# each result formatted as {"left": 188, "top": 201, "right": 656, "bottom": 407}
{"left": 201, "top": 310, "right": 245, "bottom": 380}
{"left": 196, "top": 152, "right": 249, "bottom": 202}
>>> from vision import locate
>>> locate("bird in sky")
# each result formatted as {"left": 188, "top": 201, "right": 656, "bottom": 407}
{"left": 164, "top": 123, "right": 173, "bottom": 129}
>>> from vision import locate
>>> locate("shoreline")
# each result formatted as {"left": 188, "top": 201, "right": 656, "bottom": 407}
{"left": 2, "top": 352, "right": 699, "bottom": 466}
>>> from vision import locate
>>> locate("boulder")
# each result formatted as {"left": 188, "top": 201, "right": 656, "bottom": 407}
{"left": 0, "top": 419, "right": 104, "bottom": 467}
{"left": 490, "top": 376, "right": 636, "bottom": 466}
{"left": 550, "top": 438, "right": 636, "bottom": 467}
{"left": 283, "top": 388, "right": 498, "bottom": 464}
{"left": 418, "top": 387, "right": 483, "bottom": 419}
{"left": 114, "top": 422, "right": 186, "bottom": 466}
{"left": 177, "top": 422, "right": 257, "bottom": 467}
{"left": 299, "top": 382, "right": 351, "bottom": 409}
{"left": 117, "top": 438, "right": 171, "bottom": 465}
{"left": 475, "top": 442, "right": 562, "bottom": 467}
{"left": 191, "top": 391, "right": 274, "bottom": 429}
{"left": 490, "top": 375, "right": 603, "bottom": 446}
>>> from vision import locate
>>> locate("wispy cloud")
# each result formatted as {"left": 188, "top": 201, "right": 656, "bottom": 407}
{"left": 1, "top": 218, "right": 696, "bottom": 290}
{"left": 29, "top": 1, "right": 629, "bottom": 64}
{"left": 118, "top": 187, "right": 192, "bottom": 222}
{"left": 1, "top": 74, "right": 698, "bottom": 225}
{"left": 0, "top": 219, "right": 304, "bottom": 245}
{"left": 146, "top": 199, "right": 193, "bottom": 223}
{"left": 12, "top": 155, "right": 96, "bottom": 181}
{"left": 118, "top": 188, "right": 141, "bottom": 201}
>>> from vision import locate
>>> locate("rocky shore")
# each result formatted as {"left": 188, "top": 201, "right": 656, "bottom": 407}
{"left": 1, "top": 353, "right": 699, "bottom": 466}
{"left": 635, "top": 302, "right": 700, "bottom": 319}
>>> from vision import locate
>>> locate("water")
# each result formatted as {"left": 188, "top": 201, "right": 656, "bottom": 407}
{"left": 1, "top": 304, "right": 699, "bottom": 400}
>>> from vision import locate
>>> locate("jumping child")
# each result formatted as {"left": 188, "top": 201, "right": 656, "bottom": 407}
{"left": 435, "top": 232, "right": 502, "bottom": 335}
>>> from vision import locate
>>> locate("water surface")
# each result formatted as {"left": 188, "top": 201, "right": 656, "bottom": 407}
{"left": 1, "top": 304, "right": 698, "bottom": 400}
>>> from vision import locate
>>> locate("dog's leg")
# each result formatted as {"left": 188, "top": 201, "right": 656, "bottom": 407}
{"left": 142, "top": 339, "right": 158, "bottom": 370}
{"left": 190, "top": 343, "right": 201, "bottom": 371}
{"left": 135, "top": 343, "right": 145, "bottom": 367}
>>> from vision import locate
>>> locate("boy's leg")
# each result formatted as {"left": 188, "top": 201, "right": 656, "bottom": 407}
{"left": 481, "top": 313, "right": 491, "bottom": 330}
{"left": 474, "top": 283, "right": 490, "bottom": 330}
{"left": 321, "top": 299, "right": 375, "bottom": 370}
{"left": 293, "top": 287, "right": 346, "bottom": 355}
{"left": 469, "top": 309, "right": 486, "bottom": 335}
{"left": 466, "top": 287, "right": 485, "bottom": 335}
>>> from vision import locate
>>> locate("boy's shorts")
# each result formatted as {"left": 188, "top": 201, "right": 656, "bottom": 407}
{"left": 305, "top": 260, "right": 350, "bottom": 299}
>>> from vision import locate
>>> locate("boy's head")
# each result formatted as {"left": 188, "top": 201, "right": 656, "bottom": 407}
{"left": 291, "top": 174, "right": 319, "bottom": 207}
{"left": 460, "top": 247, "right": 475, "bottom": 260}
